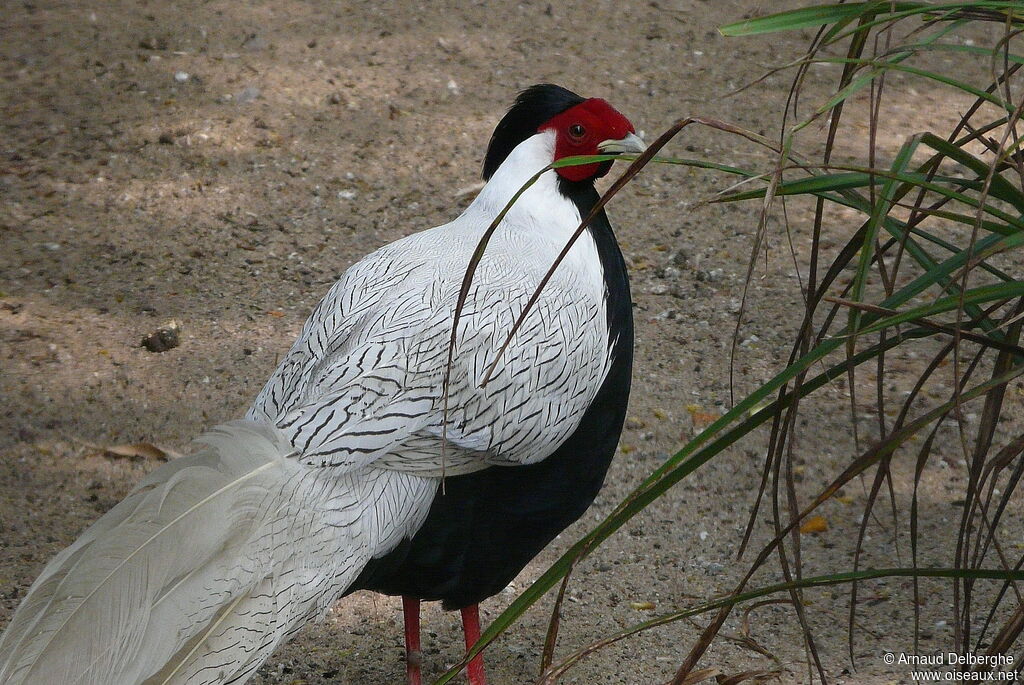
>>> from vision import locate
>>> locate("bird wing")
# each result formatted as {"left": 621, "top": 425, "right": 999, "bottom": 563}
{"left": 247, "top": 228, "right": 613, "bottom": 477}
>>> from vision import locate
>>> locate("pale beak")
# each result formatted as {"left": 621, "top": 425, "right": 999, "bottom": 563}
{"left": 597, "top": 132, "right": 647, "bottom": 155}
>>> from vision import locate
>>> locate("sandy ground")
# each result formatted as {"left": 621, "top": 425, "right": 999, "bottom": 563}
{"left": 2, "top": 1, "right": 1023, "bottom": 683}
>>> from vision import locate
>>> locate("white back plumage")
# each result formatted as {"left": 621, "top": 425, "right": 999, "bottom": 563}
{"left": 0, "top": 130, "right": 614, "bottom": 684}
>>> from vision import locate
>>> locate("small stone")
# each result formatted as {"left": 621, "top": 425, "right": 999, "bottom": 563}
{"left": 235, "top": 86, "right": 260, "bottom": 104}
{"left": 141, "top": 320, "right": 181, "bottom": 353}
{"left": 241, "top": 33, "right": 269, "bottom": 52}
{"left": 696, "top": 268, "right": 724, "bottom": 283}
{"left": 138, "top": 36, "right": 168, "bottom": 51}
{"left": 174, "top": 71, "right": 190, "bottom": 83}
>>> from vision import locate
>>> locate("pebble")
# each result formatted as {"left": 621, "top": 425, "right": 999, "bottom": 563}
{"left": 141, "top": 321, "right": 181, "bottom": 353}
{"left": 695, "top": 268, "right": 724, "bottom": 283}
{"left": 670, "top": 248, "right": 689, "bottom": 267}
{"left": 235, "top": 86, "right": 261, "bottom": 104}
{"left": 174, "top": 71, "right": 190, "bottom": 83}
{"left": 241, "top": 33, "right": 269, "bottom": 52}
{"left": 704, "top": 562, "right": 724, "bottom": 575}
{"left": 138, "top": 36, "right": 168, "bottom": 51}
{"left": 740, "top": 334, "right": 760, "bottom": 347}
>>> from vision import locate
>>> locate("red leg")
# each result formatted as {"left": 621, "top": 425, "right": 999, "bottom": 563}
{"left": 460, "top": 604, "right": 487, "bottom": 685}
{"left": 403, "top": 596, "right": 422, "bottom": 685}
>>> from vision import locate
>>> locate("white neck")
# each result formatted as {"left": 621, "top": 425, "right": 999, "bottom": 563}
{"left": 469, "top": 130, "right": 573, "bottom": 227}
{"left": 457, "top": 130, "right": 606, "bottom": 309}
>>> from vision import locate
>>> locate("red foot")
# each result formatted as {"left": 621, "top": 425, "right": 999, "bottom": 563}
{"left": 460, "top": 604, "right": 487, "bottom": 685}
{"left": 403, "top": 596, "right": 422, "bottom": 685}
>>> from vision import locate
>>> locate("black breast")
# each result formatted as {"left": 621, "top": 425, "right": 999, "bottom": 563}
{"left": 347, "top": 185, "right": 633, "bottom": 609}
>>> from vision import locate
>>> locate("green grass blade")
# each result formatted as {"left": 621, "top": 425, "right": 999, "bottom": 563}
{"left": 720, "top": 2, "right": 927, "bottom": 36}
{"left": 718, "top": 168, "right": 1024, "bottom": 229}
{"left": 809, "top": 57, "right": 1010, "bottom": 116}
{"left": 919, "top": 131, "right": 1024, "bottom": 209}
{"left": 849, "top": 136, "right": 921, "bottom": 343}
{"left": 899, "top": 40, "right": 1024, "bottom": 65}
{"left": 722, "top": 2, "right": 1024, "bottom": 37}
{"left": 854, "top": 282, "right": 1024, "bottom": 336}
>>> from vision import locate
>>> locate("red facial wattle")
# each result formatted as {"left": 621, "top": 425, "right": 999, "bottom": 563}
{"left": 538, "top": 98, "right": 638, "bottom": 182}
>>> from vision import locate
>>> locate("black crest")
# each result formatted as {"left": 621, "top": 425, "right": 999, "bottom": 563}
{"left": 481, "top": 84, "right": 585, "bottom": 180}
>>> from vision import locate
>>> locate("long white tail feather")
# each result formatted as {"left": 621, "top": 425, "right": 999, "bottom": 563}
{"left": 0, "top": 420, "right": 434, "bottom": 685}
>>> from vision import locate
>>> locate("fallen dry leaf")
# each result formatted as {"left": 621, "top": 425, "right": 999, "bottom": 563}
{"left": 686, "top": 404, "right": 721, "bottom": 429}
{"left": 716, "top": 668, "right": 783, "bottom": 684}
{"left": 799, "top": 515, "right": 828, "bottom": 534}
{"left": 692, "top": 411, "right": 720, "bottom": 428}
{"left": 103, "top": 443, "right": 180, "bottom": 461}
{"left": 678, "top": 668, "right": 721, "bottom": 685}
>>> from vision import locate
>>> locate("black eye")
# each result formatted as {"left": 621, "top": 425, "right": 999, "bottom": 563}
{"left": 568, "top": 123, "right": 586, "bottom": 139}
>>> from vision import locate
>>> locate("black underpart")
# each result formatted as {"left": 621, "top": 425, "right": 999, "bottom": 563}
{"left": 348, "top": 182, "right": 633, "bottom": 610}
{"left": 481, "top": 84, "right": 585, "bottom": 181}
